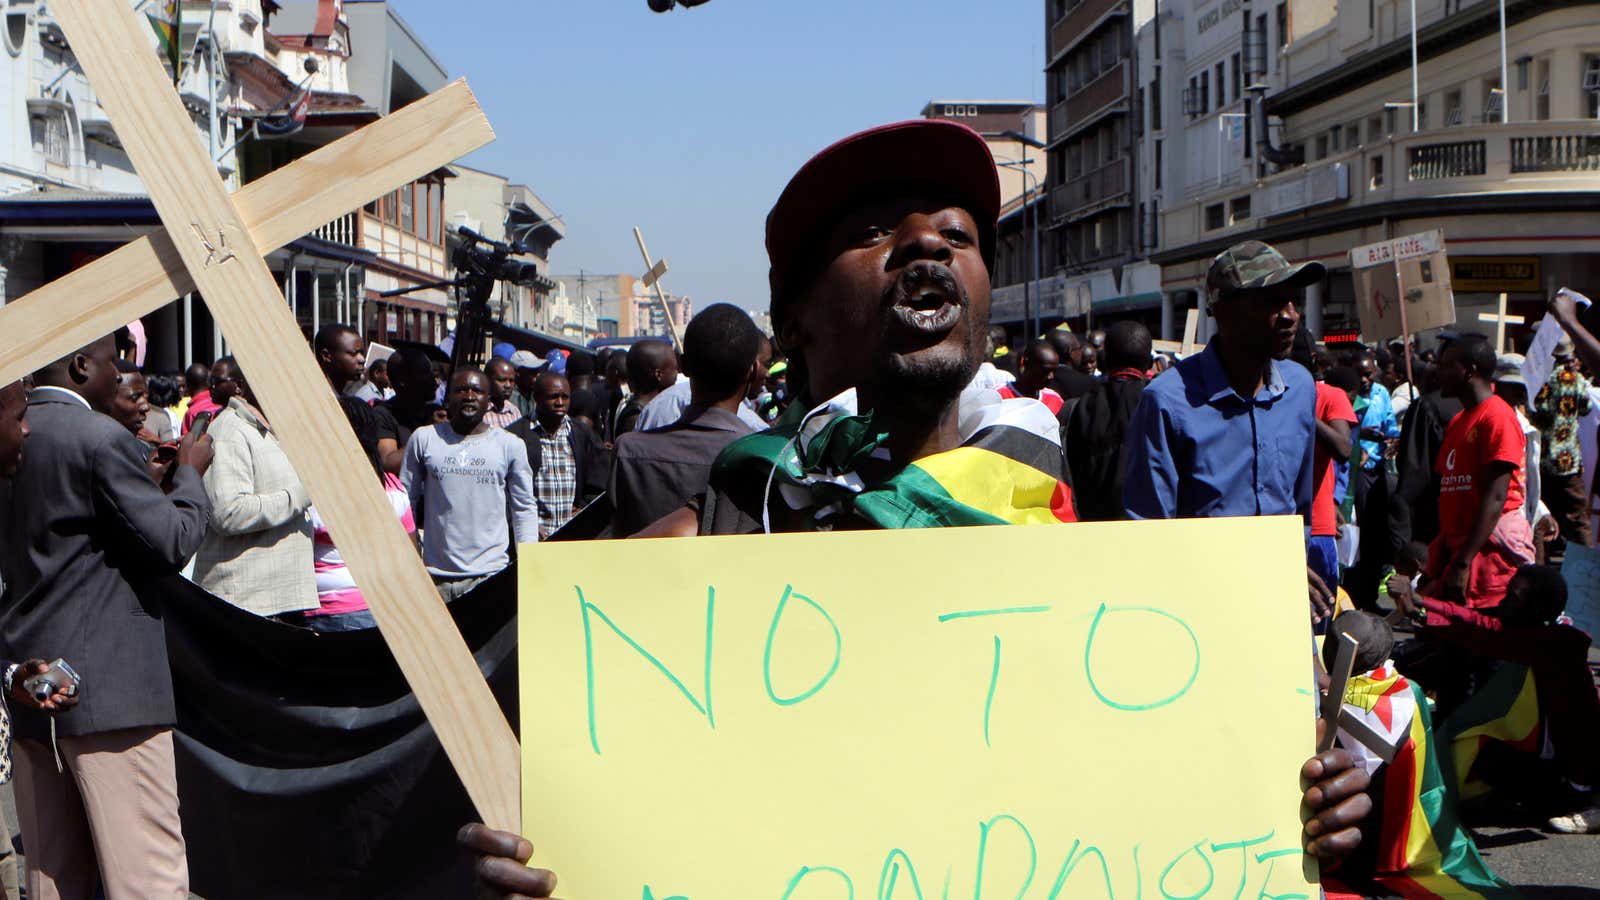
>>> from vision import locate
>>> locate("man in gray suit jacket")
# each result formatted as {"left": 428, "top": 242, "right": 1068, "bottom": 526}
{"left": 0, "top": 335, "right": 213, "bottom": 900}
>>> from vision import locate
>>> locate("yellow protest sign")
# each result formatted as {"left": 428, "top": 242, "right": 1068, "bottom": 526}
{"left": 519, "top": 517, "right": 1319, "bottom": 898}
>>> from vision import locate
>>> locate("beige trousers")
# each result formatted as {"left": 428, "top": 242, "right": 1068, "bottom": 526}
{"left": 13, "top": 726, "right": 188, "bottom": 900}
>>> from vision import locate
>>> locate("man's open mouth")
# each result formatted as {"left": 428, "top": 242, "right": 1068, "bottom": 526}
{"left": 886, "top": 265, "right": 965, "bottom": 336}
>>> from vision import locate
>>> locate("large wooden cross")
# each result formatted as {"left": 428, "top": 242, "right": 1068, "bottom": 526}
{"left": 1478, "top": 292, "right": 1525, "bottom": 353}
{"left": 0, "top": 1, "right": 520, "bottom": 831}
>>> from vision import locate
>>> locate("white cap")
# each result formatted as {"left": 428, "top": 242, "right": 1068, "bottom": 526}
{"left": 508, "top": 350, "right": 546, "bottom": 371}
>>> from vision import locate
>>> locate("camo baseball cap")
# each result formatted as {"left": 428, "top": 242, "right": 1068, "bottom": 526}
{"left": 1206, "top": 240, "right": 1326, "bottom": 302}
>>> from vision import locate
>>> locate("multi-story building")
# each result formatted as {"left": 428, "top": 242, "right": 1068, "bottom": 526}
{"left": 920, "top": 100, "right": 1052, "bottom": 336}
{"left": 1043, "top": 0, "right": 1165, "bottom": 336}
{"left": 1150, "top": 0, "right": 1600, "bottom": 346}
{"left": 551, "top": 272, "right": 690, "bottom": 341}
{"left": 1, "top": 0, "right": 564, "bottom": 368}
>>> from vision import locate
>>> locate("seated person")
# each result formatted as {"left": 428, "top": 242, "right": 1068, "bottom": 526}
{"left": 1389, "top": 564, "right": 1600, "bottom": 832}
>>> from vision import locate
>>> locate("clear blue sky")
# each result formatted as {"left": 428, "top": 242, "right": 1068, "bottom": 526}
{"left": 391, "top": 1, "right": 1042, "bottom": 315}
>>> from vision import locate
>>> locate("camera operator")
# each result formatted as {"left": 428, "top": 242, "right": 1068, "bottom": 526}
{"left": 0, "top": 336, "right": 212, "bottom": 900}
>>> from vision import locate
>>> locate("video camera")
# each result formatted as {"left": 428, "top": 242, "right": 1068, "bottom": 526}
{"left": 451, "top": 226, "right": 542, "bottom": 290}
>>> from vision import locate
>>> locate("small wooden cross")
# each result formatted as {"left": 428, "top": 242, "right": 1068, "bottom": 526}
{"left": 1, "top": 1, "right": 520, "bottom": 831}
{"left": 1318, "top": 632, "right": 1400, "bottom": 763}
{"left": 1478, "top": 292, "right": 1525, "bottom": 353}
{"left": 633, "top": 226, "right": 684, "bottom": 350}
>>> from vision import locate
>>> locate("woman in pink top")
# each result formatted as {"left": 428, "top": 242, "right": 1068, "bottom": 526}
{"left": 303, "top": 472, "right": 416, "bottom": 632}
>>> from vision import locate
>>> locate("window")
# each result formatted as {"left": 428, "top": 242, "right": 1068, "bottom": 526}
{"left": 1205, "top": 203, "right": 1225, "bottom": 230}
{"left": 1200, "top": 70, "right": 1210, "bottom": 115}
{"left": 1383, "top": 107, "right": 1396, "bottom": 136}
{"left": 1229, "top": 195, "right": 1252, "bottom": 224}
{"left": 1537, "top": 61, "right": 1550, "bottom": 120}
{"left": 1253, "top": 13, "right": 1269, "bottom": 76}
{"left": 3, "top": 0, "right": 25, "bottom": 57}
{"left": 399, "top": 183, "right": 414, "bottom": 233}
{"left": 1231, "top": 53, "right": 1242, "bottom": 101}
{"left": 1346, "top": 120, "right": 1362, "bottom": 147}
{"left": 1483, "top": 79, "right": 1503, "bottom": 122}
{"left": 44, "top": 112, "right": 68, "bottom": 166}
{"left": 1243, "top": 111, "right": 1253, "bottom": 158}
{"left": 1184, "top": 78, "right": 1201, "bottom": 118}
{"left": 1276, "top": 2, "right": 1288, "bottom": 50}
{"left": 1366, "top": 115, "right": 1383, "bottom": 143}
{"left": 1151, "top": 67, "right": 1162, "bottom": 126}
{"left": 1314, "top": 133, "right": 1329, "bottom": 160}
{"left": 1329, "top": 124, "right": 1342, "bottom": 152}
{"left": 1444, "top": 89, "right": 1462, "bottom": 126}
{"left": 1584, "top": 56, "right": 1600, "bottom": 91}
{"left": 1154, "top": 139, "right": 1163, "bottom": 189}
{"left": 1416, "top": 100, "right": 1427, "bottom": 130}
{"left": 1215, "top": 62, "right": 1227, "bottom": 107}
{"left": 1370, "top": 153, "right": 1385, "bottom": 189}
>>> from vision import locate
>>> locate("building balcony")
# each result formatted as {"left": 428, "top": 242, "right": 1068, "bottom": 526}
{"left": 1048, "top": 60, "right": 1130, "bottom": 145}
{"left": 1158, "top": 120, "right": 1600, "bottom": 262}
{"left": 1048, "top": 0, "right": 1127, "bottom": 64}
{"left": 1050, "top": 156, "right": 1130, "bottom": 224}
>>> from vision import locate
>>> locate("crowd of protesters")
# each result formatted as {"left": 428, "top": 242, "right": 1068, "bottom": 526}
{"left": 0, "top": 117, "right": 1596, "bottom": 898}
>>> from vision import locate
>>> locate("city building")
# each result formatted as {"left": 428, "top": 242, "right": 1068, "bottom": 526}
{"left": 1, "top": 0, "right": 565, "bottom": 369}
{"left": 919, "top": 100, "right": 1054, "bottom": 336}
{"left": 1042, "top": 0, "right": 1164, "bottom": 336}
{"left": 551, "top": 272, "right": 690, "bottom": 341}
{"left": 1148, "top": 0, "right": 1600, "bottom": 346}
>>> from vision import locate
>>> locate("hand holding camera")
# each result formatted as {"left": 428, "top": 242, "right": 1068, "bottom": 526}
{"left": 10, "top": 658, "right": 81, "bottom": 712}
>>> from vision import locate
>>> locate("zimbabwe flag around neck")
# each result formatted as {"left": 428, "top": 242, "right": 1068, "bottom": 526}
{"left": 713, "top": 385, "right": 1076, "bottom": 530}
{"left": 1323, "top": 667, "right": 1513, "bottom": 900}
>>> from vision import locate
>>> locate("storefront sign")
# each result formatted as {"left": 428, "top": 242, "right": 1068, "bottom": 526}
{"left": 1450, "top": 257, "right": 1542, "bottom": 293}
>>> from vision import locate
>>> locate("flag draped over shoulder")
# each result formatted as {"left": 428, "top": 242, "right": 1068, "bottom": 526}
{"left": 160, "top": 568, "right": 519, "bottom": 899}
{"left": 712, "top": 385, "right": 1076, "bottom": 530}
{"left": 1323, "top": 667, "right": 1512, "bottom": 900}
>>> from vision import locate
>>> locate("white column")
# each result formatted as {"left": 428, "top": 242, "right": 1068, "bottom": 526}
{"left": 1304, "top": 280, "right": 1324, "bottom": 339}
{"left": 182, "top": 292, "right": 193, "bottom": 368}
{"left": 1196, "top": 289, "right": 1213, "bottom": 343}
{"left": 1160, "top": 291, "right": 1176, "bottom": 341}
{"left": 311, "top": 268, "right": 321, "bottom": 334}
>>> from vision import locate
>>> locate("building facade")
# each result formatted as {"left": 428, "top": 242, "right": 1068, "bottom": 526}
{"left": 1042, "top": 0, "right": 1166, "bottom": 337}
{"left": 0, "top": 0, "right": 565, "bottom": 370}
{"left": 1149, "top": 0, "right": 1600, "bottom": 347}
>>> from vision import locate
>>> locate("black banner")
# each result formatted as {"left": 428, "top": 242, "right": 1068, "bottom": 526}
{"left": 160, "top": 567, "right": 518, "bottom": 899}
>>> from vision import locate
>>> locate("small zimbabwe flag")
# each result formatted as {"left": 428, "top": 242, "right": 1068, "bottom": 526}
{"left": 145, "top": 0, "right": 181, "bottom": 85}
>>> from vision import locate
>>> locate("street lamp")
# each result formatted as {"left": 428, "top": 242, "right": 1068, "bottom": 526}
{"left": 1001, "top": 129, "right": 1045, "bottom": 338}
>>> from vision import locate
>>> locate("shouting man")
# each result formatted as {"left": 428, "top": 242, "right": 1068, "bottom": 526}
{"left": 463, "top": 121, "right": 1371, "bottom": 897}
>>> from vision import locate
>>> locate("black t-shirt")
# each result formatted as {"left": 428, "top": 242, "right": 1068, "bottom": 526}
{"left": 1051, "top": 367, "right": 1100, "bottom": 400}
{"left": 375, "top": 399, "right": 434, "bottom": 453}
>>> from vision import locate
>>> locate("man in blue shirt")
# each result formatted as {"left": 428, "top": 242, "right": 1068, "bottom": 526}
{"left": 1123, "top": 240, "right": 1332, "bottom": 622}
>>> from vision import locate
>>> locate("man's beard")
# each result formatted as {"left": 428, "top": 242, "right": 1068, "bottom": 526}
{"left": 877, "top": 342, "right": 980, "bottom": 409}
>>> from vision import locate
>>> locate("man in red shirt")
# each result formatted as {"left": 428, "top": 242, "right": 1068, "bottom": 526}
{"left": 1429, "top": 334, "right": 1534, "bottom": 608}
{"left": 996, "top": 339, "right": 1064, "bottom": 416}
{"left": 1310, "top": 366, "right": 1358, "bottom": 591}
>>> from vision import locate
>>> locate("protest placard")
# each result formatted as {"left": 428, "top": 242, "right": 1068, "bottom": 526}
{"left": 519, "top": 517, "right": 1319, "bottom": 898}
{"left": 1560, "top": 542, "right": 1600, "bottom": 638}
{"left": 1351, "top": 230, "right": 1455, "bottom": 342}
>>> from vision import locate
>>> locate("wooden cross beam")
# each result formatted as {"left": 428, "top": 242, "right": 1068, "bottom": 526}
{"left": 633, "top": 226, "right": 684, "bottom": 350}
{"left": 1317, "top": 631, "right": 1401, "bottom": 763}
{"left": 1478, "top": 293, "right": 1524, "bottom": 353}
{"left": 0, "top": 80, "right": 491, "bottom": 388}
{"left": 40, "top": 0, "right": 520, "bottom": 831}
{"left": 1151, "top": 308, "right": 1202, "bottom": 357}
